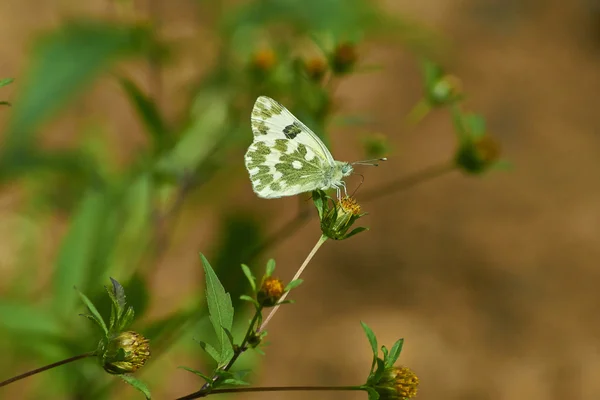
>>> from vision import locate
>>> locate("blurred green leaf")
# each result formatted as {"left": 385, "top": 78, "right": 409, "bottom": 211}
{"left": 0, "top": 301, "right": 61, "bottom": 336}
{"left": 240, "top": 264, "right": 256, "bottom": 292}
{"left": 284, "top": 279, "right": 303, "bottom": 291}
{"left": 0, "top": 78, "right": 14, "bottom": 87}
{"left": 5, "top": 21, "right": 154, "bottom": 150}
{"left": 360, "top": 321, "right": 378, "bottom": 372}
{"left": 119, "top": 375, "right": 151, "bottom": 399}
{"left": 155, "top": 92, "right": 229, "bottom": 177}
{"left": 121, "top": 272, "right": 150, "bottom": 320}
{"left": 200, "top": 253, "right": 235, "bottom": 366}
{"left": 265, "top": 259, "right": 276, "bottom": 277}
{"left": 52, "top": 189, "right": 108, "bottom": 318}
{"left": 118, "top": 76, "right": 170, "bottom": 152}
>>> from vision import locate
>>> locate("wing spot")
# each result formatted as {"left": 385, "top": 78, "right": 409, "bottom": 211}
{"left": 283, "top": 122, "right": 302, "bottom": 139}
{"left": 292, "top": 160, "right": 303, "bottom": 170}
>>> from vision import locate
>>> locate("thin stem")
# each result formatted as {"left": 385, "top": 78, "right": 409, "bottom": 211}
{"left": 0, "top": 352, "right": 96, "bottom": 389}
{"left": 209, "top": 385, "right": 364, "bottom": 395}
{"left": 259, "top": 234, "right": 328, "bottom": 332}
{"left": 360, "top": 161, "right": 457, "bottom": 202}
{"left": 176, "top": 307, "right": 264, "bottom": 400}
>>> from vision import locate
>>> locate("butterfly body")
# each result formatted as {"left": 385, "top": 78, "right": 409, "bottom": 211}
{"left": 245, "top": 96, "right": 353, "bottom": 199}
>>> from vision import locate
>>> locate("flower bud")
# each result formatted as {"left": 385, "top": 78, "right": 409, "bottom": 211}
{"left": 257, "top": 277, "right": 285, "bottom": 307}
{"left": 250, "top": 48, "right": 277, "bottom": 73}
{"left": 374, "top": 366, "right": 419, "bottom": 400}
{"left": 455, "top": 134, "right": 502, "bottom": 174}
{"left": 429, "top": 74, "right": 462, "bottom": 106}
{"left": 101, "top": 331, "right": 151, "bottom": 375}
{"left": 331, "top": 42, "right": 358, "bottom": 75}
{"left": 303, "top": 56, "right": 328, "bottom": 83}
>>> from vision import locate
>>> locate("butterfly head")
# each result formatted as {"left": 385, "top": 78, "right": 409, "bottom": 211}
{"left": 341, "top": 162, "right": 354, "bottom": 177}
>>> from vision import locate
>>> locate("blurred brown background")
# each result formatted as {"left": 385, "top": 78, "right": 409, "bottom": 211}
{"left": 2, "top": 0, "right": 600, "bottom": 399}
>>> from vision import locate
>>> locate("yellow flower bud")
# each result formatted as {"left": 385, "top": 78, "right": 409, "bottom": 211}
{"left": 101, "top": 331, "right": 151, "bottom": 375}
{"left": 257, "top": 277, "right": 285, "bottom": 307}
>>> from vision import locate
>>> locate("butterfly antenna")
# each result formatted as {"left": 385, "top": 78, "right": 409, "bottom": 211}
{"left": 352, "top": 157, "right": 388, "bottom": 167}
{"left": 351, "top": 173, "right": 365, "bottom": 197}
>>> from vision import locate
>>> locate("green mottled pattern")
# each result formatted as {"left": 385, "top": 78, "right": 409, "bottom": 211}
{"left": 283, "top": 122, "right": 302, "bottom": 139}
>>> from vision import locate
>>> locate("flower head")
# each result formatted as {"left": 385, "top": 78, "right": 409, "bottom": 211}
{"left": 374, "top": 366, "right": 419, "bottom": 400}
{"left": 313, "top": 190, "right": 368, "bottom": 240}
{"left": 101, "top": 331, "right": 151, "bottom": 375}
{"left": 257, "top": 276, "right": 285, "bottom": 307}
{"left": 304, "top": 56, "right": 328, "bottom": 83}
{"left": 331, "top": 42, "right": 358, "bottom": 75}
{"left": 250, "top": 48, "right": 277, "bottom": 74}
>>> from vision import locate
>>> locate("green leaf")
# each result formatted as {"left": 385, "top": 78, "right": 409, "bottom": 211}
{"left": 343, "top": 226, "right": 369, "bottom": 240}
{"left": 380, "top": 345, "right": 389, "bottom": 362}
{"left": 76, "top": 288, "right": 108, "bottom": 335}
{"left": 265, "top": 259, "right": 276, "bottom": 277}
{"left": 240, "top": 264, "right": 256, "bottom": 292}
{"left": 197, "top": 340, "right": 221, "bottom": 363}
{"left": 311, "top": 190, "right": 326, "bottom": 220}
{"left": 372, "top": 358, "right": 386, "bottom": 382}
{"left": 385, "top": 338, "right": 404, "bottom": 367}
{"left": 361, "top": 321, "right": 378, "bottom": 373}
{"left": 363, "top": 386, "right": 380, "bottom": 400}
{"left": 221, "top": 378, "right": 250, "bottom": 386}
{"left": 117, "top": 75, "right": 169, "bottom": 152}
{"left": 119, "top": 375, "right": 152, "bottom": 399}
{"left": 52, "top": 189, "right": 107, "bottom": 318}
{"left": 0, "top": 301, "right": 62, "bottom": 336}
{"left": 200, "top": 254, "right": 235, "bottom": 365}
{"left": 0, "top": 101, "right": 11, "bottom": 107}
{"left": 178, "top": 366, "right": 213, "bottom": 383}
{"left": 0, "top": 78, "right": 14, "bottom": 88}
{"left": 5, "top": 21, "right": 154, "bottom": 151}
{"left": 154, "top": 93, "right": 229, "bottom": 176}
{"left": 118, "top": 306, "right": 135, "bottom": 332}
{"left": 239, "top": 294, "right": 259, "bottom": 307}
{"left": 284, "top": 279, "right": 303, "bottom": 291}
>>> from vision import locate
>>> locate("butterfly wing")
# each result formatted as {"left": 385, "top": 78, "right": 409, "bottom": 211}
{"left": 245, "top": 96, "right": 336, "bottom": 199}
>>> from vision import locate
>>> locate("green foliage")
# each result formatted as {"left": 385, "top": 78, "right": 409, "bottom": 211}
{"left": 0, "top": 0, "right": 501, "bottom": 398}
{"left": 200, "top": 254, "right": 235, "bottom": 367}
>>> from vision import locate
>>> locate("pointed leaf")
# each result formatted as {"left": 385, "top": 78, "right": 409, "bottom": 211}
{"left": 284, "top": 279, "right": 303, "bottom": 292}
{"left": 239, "top": 295, "right": 259, "bottom": 308}
{"left": 386, "top": 338, "right": 404, "bottom": 367}
{"left": 119, "top": 375, "right": 151, "bottom": 399}
{"left": 360, "top": 321, "right": 378, "bottom": 364}
{"left": 117, "top": 75, "right": 169, "bottom": 152}
{"left": 197, "top": 340, "right": 221, "bottom": 363}
{"left": 118, "top": 306, "right": 135, "bottom": 332}
{"left": 265, "top": 259, "right": 276, "bottom": 277}
{"left": 5, "top": 22, "right": 154, "bottom": 150}
{"left": 221, "top": 378, "right": 250, "bottom": 386}
{"left": 76, "top": 287, "right": 108, "bottom": 335}
{"left": 240, "top": 264, "right": 256, "bottom": 292}
{"left": 371, "top": 358, "right": 386, "bottom": 383}
{"left": 200, "top": 253, "right": 234, "bottom": 364}
{"left": 344, "top": 226, "right": 369, "bottom": 240}
{"left": 380, "top": 345, "right": 389, "bottom": 362}
{"left": 0, "top": 78, "right": 14, "bottom": 88}
{"left": 178, "top": 366, "right": 213, "bottom": 383}
{"left": 53, "top": 189, "right": 107, "bottom": 318}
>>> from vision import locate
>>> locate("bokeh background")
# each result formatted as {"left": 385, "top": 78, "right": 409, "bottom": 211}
{"left": 1, "top": 0, "right": 600, "bottom": 399}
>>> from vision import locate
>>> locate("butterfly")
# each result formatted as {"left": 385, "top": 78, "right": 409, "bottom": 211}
{"left": 244, "top": 96, "right": 385, "bottom": 199}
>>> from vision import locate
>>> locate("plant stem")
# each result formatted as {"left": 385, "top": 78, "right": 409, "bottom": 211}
{"left": 209, "top": 385, "right": 363, "bottom": 396}
{"left": 259, "top": 234, "right": 328, "bottom": 332}
{"left": 360, "top": 161, "right": 457, "bottom": 202}
{"left": 0, "top": 352, "right": 96, "bottom": 389}
{"left": 176, "top": 307, "right": 263, "bottom": 400}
